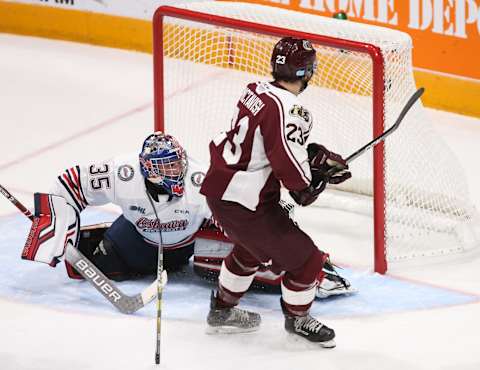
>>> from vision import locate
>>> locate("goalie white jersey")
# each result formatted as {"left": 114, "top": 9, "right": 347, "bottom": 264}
{"left": 52, "top": 153, "right": 211, "bottom": 249}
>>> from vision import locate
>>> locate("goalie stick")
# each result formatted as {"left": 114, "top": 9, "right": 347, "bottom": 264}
{"left": 327, "top": 87, "right": 425, "bottom": 175}
{"left": 146, "top": 192, "right": 164, "bottom": 365}
{"left": 0, "top": 184, "right": 157, "bottom": 314}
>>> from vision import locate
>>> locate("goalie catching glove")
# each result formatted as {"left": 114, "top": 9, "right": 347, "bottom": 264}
{"left": 22, "top": 193, "right": 80, "bottom": 267}
{"left": 290, "top": 143, "right": 351, "bottom": 206}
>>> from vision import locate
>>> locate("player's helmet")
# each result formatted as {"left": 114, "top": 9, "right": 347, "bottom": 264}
{"left": 271, "top": 37, "right": 317, "bottom": 83}
{"left": 139, "top": 132, "right": 188, "bottom": 197}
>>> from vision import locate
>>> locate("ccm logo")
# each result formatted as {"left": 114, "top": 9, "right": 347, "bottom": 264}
{"left": 75, "top": 259, "right": 122, "bottom": 302}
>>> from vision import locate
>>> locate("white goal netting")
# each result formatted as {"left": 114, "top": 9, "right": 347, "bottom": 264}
{"left": 156, "top": 2, "right": 480, "bottom": 269}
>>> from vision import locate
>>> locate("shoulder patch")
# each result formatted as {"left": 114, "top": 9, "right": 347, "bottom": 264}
{"left": 117, "top": 164, "right": 135, "bottom": 182}
{"left": 289, "top": 105, "right": 311, "bottom": 123}
{"left": 255, "top": 82, "right": 269, "bottom": 94}
{"left": 190, "top": 171, "right": 206, "bottom": 187}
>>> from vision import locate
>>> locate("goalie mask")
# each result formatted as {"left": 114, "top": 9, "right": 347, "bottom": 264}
{"left": 139, "top": 132, "right": 188, "bottom": 197}
{"left": 271, "top": 37, "right": 317, "bottom": 91}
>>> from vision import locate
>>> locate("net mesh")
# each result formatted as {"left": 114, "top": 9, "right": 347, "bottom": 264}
{"left": 157, "top": 2, "right": 480, "bottom": 265}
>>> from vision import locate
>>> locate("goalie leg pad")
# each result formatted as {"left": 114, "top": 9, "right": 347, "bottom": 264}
{"left": 194, "top": 236, "right": 357, "bottom": 299}
{"left": 22, "top": 193, "right": 80, "bottom": 267}
{"left": 194, "top": 237, "right": 283, "bottom": 291}
{"left": 316, "top": 260, "right": 357, "bottom": 298}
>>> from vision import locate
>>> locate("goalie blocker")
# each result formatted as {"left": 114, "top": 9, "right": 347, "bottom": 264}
{"left": 22, "top": 193, "right": 80, "bottom": 267}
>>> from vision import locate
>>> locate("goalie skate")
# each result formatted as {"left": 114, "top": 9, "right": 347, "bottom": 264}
{"left": 206, "top": 291, "right": 261, "bottom": 334}
{"left": 316, "top": 271, "right": 357, "bottom": 299}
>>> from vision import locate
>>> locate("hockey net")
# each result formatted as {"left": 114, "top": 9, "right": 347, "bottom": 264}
{"left": 153, "top": 2, "right": 480, "bottom": 273}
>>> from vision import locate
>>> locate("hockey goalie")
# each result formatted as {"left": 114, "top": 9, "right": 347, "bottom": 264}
{"left": 22, "top": 132, "right": 355, "bottom": 300}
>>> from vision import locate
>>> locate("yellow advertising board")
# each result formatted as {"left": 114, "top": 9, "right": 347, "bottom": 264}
{"left": 1, "top": 0, "right": 478, "bottom": 116}
{"left": 221, "top": 0, "right": 480, "bottom": 117}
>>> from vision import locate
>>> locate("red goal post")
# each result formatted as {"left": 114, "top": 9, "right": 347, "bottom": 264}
{"left": 152, "top": 3, "right": 480, "bottom": 274}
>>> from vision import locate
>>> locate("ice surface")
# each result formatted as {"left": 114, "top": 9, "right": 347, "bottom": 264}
{"left": 1, "top": 34, "right": 480, "bottom": 370}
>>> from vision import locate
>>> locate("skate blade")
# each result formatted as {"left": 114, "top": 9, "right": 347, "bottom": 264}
{"left": 319, "top": 339, "right": 336, "bottom": 348}
{"left": 286, "top": 334, "right": 336, "bottom": 349}
{"left": 316, "top": 287, "right": 358, "bottom": 299}
{"left": 205, "top": 325, "right": 259, "bottom": 335}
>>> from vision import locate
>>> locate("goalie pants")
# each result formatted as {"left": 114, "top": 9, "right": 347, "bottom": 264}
{"left": 206, "top": 198, "right": 327, "bottom": 316}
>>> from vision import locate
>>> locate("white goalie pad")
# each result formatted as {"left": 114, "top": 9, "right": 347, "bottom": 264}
{"left": 194, "top": 229, "right": 357, "bottom": 298}
{"left": 193, "top": 233, "right": 284, "bottom": 285}
{"left": 193, "top": 199, "right": 296, "bottom": 286}
{"left": 22, "top": 193, "right": 80, "bottom": 267}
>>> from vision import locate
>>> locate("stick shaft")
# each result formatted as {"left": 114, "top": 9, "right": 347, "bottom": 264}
{"left": 326, "top": 87, "right": 424, "bottom": 177}
{"left": 155, "top": 250, "right": 163, "bottom": 364}
{"left": 154, "top": 218, "right": 164, "bottom": 364}
{"left": 345, "top": 87, "right": 424, "bottom": 165}
{"left": 0, "top": 185, "right": 34, "bottom": 220}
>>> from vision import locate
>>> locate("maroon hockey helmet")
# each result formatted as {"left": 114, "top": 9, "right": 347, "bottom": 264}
{"left": 271, "top": 37, "right": 317, "bottom": 82}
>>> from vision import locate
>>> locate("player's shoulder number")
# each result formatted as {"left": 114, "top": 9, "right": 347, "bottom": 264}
{"left": 285, "top": 105, "right": 312, "bottom": 145}
{"left": 88, "top": 163, "right": 111, "bottom": 190}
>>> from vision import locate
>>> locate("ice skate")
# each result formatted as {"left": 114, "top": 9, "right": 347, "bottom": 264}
{"left": 206, "top": 291, "right": 261, "bottom": 334}
{"left": 282, "top": 299, "right": 336, "bottom": 348}
{"left": 316, "top": 260, "right": 357, "bottom": 299}
{"left": 316, "top": 270, "right": 357, "bottom": 298}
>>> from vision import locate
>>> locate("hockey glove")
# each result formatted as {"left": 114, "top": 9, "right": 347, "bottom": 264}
{"left": 289, "top": 144, "right": 351, "bottom": 206}
{"left": 289, "top": 182, "right": 326, "bottom": 207}
{"left": 307, "top": 143, "right": 351, "bottom": 186}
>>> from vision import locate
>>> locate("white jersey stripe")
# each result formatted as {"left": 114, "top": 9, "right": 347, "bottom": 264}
{"left": 265, "top": 90, "right": 310, "bottom": 186}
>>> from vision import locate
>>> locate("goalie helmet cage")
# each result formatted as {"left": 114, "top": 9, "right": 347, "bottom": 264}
{"left": 152, "top": 2, "right": 480, "bottom": 274}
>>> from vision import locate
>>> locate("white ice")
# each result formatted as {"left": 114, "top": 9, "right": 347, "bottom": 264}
{"left": 1, "top": 34, "right": 480, "bottom": 370}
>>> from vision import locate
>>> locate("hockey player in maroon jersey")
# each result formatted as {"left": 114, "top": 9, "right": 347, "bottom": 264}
{"left": 200, "top": 37, "right": 351, "bottom": 347}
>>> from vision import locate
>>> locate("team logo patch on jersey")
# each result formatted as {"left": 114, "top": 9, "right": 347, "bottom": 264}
{"left": 289, "top": 105, "right": 311, "bottom": 123}
{"left": 136, "top": 217, "right": 188, "bottom": 232}
{"left": 190, "top": 171, "right": 205, "bottom": 187}
{"left": 117, "top": 165, "right": 134, "bottom": 182}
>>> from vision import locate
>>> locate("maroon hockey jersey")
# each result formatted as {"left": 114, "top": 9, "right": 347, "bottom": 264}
{"left": 200, "top": 81, "right": 313, "bottom": 211}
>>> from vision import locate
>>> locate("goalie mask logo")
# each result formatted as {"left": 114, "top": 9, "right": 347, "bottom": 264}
{"left": 117, "top": 165, "right": 134, "bottom": 182}
{"left": 171, "top": 183, "right": 184, "bottom": 196}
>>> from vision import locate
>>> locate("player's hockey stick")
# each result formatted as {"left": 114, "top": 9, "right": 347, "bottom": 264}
{"left": 0, "top": 185, "right": 34, "bottom": 221}
{"left": 327, "top": 87, "right": 424, "bottom": 176}
{"left": 146, "top": 192, "right": 165, "bottom": 365}
{"left": 347, "top": 87, "right": 424, "bottom": 164}
{"left": 0, "top": 184, "right": 157, "bottom": 314}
